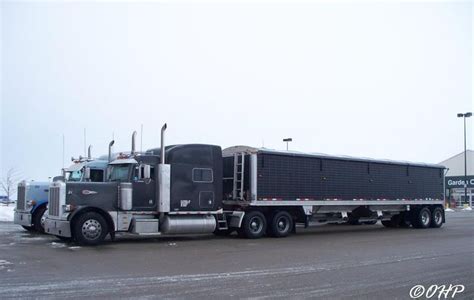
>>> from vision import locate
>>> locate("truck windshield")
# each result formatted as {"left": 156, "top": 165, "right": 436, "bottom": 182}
{"left": 108, "top": 164, "right": 131, "bottom": 182}
{"left": 68, "top": 170, "right": 83, "bottom": 182}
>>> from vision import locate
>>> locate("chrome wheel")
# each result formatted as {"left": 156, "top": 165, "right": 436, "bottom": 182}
{"left": 40, "top": 209, "right": 48, "bottom": 228}
{"left": 276, "top": 216, "right": 290, "bottom": 233}
{"left": 421, "top": 210, "right": 430, "bottom": 227}
{"left": 82, "top": 219, "right": 102, "bottom": 240}
{"left": 434, "top": 211, "right": 442, "bottom": 225}
{"left": 249, "top": 216, "right": 264, "bottom": 234}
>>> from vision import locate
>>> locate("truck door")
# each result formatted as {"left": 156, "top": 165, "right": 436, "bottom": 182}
{"left": 131, "top": 165, "right": 157, "bottom": 211}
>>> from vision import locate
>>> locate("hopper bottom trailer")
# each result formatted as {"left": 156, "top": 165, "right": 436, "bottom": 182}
{"left": 45, "top": 125, "right": 445, "bottom": 245}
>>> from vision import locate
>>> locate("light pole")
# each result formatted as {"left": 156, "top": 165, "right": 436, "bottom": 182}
{"left": 283, "top": 138, "right": 292, "bottom": 151}
{"left": 457, "top": 112, "right": 472, "bottom": 207}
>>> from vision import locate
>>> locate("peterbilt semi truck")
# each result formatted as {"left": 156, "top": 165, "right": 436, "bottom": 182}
{"left": 14, "top": 146, "right": 109, "bottom": 233}
{"left": 45, "top": 124, "right": 445, "bottom": 245}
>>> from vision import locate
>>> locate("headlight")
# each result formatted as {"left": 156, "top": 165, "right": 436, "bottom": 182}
{"left": 63, "top": 204, "right": 75, "bottom": 212}
{"left": 27, "top": 200, "right": 36, "bottom": 207}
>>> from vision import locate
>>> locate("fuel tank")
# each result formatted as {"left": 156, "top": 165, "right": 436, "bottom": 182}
{"left": 161, "top": 215, "right": 216, "bottom": 234}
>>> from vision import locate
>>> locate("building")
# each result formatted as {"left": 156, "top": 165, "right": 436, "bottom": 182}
{"left": 439, "top": 149, "right": 474, "bottom": 207}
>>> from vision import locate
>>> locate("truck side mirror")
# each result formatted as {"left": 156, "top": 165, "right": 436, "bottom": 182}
{"left": 143, "top": 165, "right": 151, "bottom": 179}
{"left": 84, "top": 167, "right": 91, "bottom": 181}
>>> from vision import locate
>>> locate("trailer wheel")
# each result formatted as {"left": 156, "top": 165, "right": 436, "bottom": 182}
{"left": 269, "top": 211, "right": 293, "bottom": 238}
{"left": 72, "top": 212, "right": 108, "bottom": 245}
{"left": 411, "top": 207, "right": 431, "bottom": 229}
{"left": 430, "top": 207, "right": 444, "bottom": 228}
{"left": 239, "top": 211, "right": 266, "bottom": 239}
{"left": 33, "top": 206, "right": 47, "bottom": 233}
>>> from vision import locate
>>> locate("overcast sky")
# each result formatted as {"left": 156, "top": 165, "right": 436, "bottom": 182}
{"left": 1, "top": 0, "right": 473, "bottom": 183}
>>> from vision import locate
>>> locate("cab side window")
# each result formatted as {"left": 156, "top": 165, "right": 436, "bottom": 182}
{"left": 90, "top": 170, "right": 104, "bottom": 182}
{"left": 193, "top": 168, "right": 213, "bottom": 183}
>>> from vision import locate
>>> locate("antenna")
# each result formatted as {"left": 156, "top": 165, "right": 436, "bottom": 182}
{"left": 83, "top": 128, "right": 87, "bottom": 156}
{"left": 140, "top": 124, "right": 143, "bottom": 152}
{"left": 62, "top": 134, "right": 65, "bottom": 168}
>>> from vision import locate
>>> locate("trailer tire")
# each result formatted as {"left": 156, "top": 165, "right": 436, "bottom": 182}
{"left": 430, "top": 207, "right": 444, "bottom": 228}
{"left": 269, "top": 211, "right": 293, "bottom": 238}
{"left": 411, "top": 207, "right": 431, "bottom": 229}
{"left": 239, "top": 211, "right": 266, "bottom": 239}
{"left": 72, "top": 212, "right": 108, "bottom": 246}
{"left": 33, "top": 206, "right": 47, "bottom": 233}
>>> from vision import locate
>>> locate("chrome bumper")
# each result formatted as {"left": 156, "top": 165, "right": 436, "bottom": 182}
{"left": 14, "top": 211, "right": 32, "bottom": 227}
{"left": 44, "top": 218, "right": 71, "bottom": 237}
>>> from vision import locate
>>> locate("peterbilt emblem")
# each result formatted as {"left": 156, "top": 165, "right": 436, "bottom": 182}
{"left": 82, "top": 190, "right": 98, "bottom": 195}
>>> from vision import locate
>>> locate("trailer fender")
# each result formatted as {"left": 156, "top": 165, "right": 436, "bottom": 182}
{"left": 69, "top": 206, "right": 115, "bottom": 238}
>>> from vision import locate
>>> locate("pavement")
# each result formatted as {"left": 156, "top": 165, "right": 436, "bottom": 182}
{"left": 0, "top": 211, "right": 472, "bottom": 299}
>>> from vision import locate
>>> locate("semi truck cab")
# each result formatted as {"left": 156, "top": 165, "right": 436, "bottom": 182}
{"left": 45, "top": 125, "right": 227, "bottom": 245}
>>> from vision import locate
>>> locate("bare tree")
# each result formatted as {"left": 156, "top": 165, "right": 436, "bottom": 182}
{"left": 1, "top": 168, "right": 21, "bottom": 206}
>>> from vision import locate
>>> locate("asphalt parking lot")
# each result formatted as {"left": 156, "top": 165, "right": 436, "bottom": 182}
{"left": 0, "top": 211, "right": 473, "bottom": 299}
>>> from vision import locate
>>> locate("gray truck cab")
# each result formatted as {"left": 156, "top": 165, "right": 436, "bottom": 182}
{"left": 14, "top": 148, "right": 108, "bottom": 233}
{"left": 45, "top": 126, "right": 225, "bottom": 245}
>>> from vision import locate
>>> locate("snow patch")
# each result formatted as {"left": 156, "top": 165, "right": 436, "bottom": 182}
{"left": 50, "top": 242, "right": 66, "bottom": 248}
{"left": 462, "top": 207, "right": 472, "bottom": 211}
{"left": 0, "top": 259, "right": 12, "bottom": 266}
{"left": 68, "top": 246, "right": 81, "bottom": 250}
{"left": 0, "top": 204, "right": 15, "bottom": 222}
{"left": 0, "top": 260, "right": 12, "bottom": 270}
{"left": 445, "top": 208, "right": 454, "bottom": 212}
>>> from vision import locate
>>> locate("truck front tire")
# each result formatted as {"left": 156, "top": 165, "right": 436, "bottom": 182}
{"left": 269, "top": 211, "right": 293, "bottom": 238}
{"left": 72, "top": 212, "right": 108, "bottom": 246}
{"left": 239, "top": 211, "right": 266, "bottom": 239}
{"left": 33, "top": 206, "right": 47, "bottom": 233}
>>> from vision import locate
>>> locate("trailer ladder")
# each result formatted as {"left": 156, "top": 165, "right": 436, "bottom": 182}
{"left": 233, "top": 152, "right": 245, "bottom": 200}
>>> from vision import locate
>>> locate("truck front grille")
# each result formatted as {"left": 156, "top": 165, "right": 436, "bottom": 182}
{"left": 48, "top": 186, "right": 60, "bottom": 217}
{"left": 17, "top": 185, "right": 26, "bottom": 210}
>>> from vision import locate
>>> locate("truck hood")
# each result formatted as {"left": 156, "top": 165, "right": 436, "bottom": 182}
{"left": 65, "top": 182, "right": 119, "bottom": 211}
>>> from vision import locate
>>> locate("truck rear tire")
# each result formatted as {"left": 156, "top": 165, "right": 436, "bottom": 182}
{"left": 239, "top": 211, "right": 266, "bottom": 239}
{"left": 33, "top": 206, "right": 47, "bottom": 233}
{"left": 72, "top": 212, "right": 108, "bottom": 246}
{"left": 269, "top": 211, "right": 293, "bottom": 238}
{"left": 430, "top": 207, "right": 444, "bottom": 228}
{"left": 411, "top": 207, "right": 431, "bottom": 229}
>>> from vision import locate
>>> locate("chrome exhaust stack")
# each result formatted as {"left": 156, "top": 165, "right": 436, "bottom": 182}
{"left": 87, "top": 145, "right": 92, "bottom": 159}
{"left": 131, "top": 131, "right": 137, "bottom": 155}
{"left": 160, "top": 123, "right": 167, "bottom": 164}
{"left": 158, "top": 123, "right": 170, "bottom": 213}
{"left": 108, "top": 140, "right": 115, "bottom": 162}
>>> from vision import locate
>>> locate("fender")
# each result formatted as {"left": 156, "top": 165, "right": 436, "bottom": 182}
{"left": 30, "top": 200, "right": 48, "bottom": 214}
{"left": 68, "top": 206, "right": 116, "bottom": 237}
